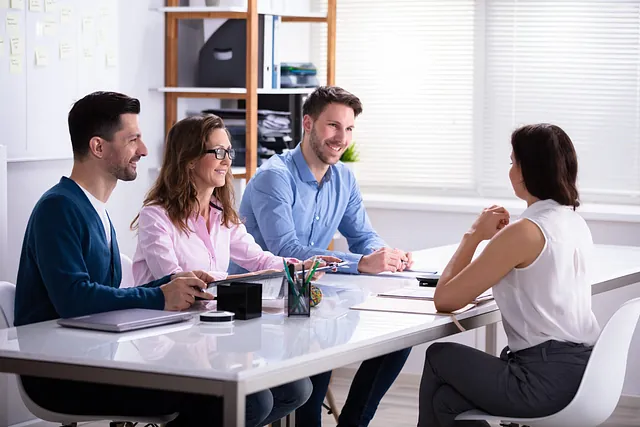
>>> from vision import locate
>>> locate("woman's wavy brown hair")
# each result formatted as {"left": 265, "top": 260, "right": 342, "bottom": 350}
{"left": 131, "top": 114, "right": 240, "bottom": 234}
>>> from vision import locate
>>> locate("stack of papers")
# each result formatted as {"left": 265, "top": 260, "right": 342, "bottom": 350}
{"left": 378, "top": 286, "right": 494, "bottom": 304}
{"left": 350, "top": 297, "right": 476, "bottom": 316}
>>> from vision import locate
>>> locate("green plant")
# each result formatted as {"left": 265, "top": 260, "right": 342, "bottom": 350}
{"left": 340, "top": 142, "right": 360, "bottom": 162}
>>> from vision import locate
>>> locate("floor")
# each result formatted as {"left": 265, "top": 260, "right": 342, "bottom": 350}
{"left": 29, "top": 369, "right": 640, "bottom": 427}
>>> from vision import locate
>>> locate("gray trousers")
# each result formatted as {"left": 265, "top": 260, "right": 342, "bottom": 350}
{"left": 418, "top": 340, "right": 592, "bottom": 427}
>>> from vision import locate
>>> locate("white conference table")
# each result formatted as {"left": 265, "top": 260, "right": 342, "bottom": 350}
{"left": 0, "top": 244, "right": 639, "bottom": 426}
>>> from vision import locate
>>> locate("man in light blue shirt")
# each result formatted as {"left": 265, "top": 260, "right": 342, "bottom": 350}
{"left": 237, "top": 86, "right": 413, "bottom": 427}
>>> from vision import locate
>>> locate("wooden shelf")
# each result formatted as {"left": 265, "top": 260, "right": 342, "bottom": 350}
{"left": 156, "top": 87, "right": 315, "bottom": 97}
{"left": 156, "top": 6, "right": 327, "bottom": 21}
{"left": 162, "top": 0, "right": 336, "bottom": 180}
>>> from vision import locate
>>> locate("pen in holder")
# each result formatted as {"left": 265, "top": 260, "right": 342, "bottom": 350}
{"left": 285, "top": 261, "right": 310, "bottom": 317}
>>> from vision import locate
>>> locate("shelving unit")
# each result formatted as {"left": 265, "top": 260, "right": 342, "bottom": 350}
{"left": 161, "top": 0, "right": 337, "bottom": 180}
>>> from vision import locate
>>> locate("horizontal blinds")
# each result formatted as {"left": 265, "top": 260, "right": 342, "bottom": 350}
{"left": 311, "top": 1, "right": 476, "bottom": 191}
{"left": 483, "top": 0, "right": 640, "bottom": 200}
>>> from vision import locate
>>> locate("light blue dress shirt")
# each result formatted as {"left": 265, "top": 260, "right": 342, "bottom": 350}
{"left": 235, "top": 144, "right": 386, "bottom": 274}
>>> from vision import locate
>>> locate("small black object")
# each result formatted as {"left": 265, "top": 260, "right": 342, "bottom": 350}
{"left": 216, "top": 282, "right": 262, "bottom": 320}
{"left": 199, "top": 310, "right": 235, "bottom": 323}
{"left": 417, "top": 277, "right": 439, "bottom": 287}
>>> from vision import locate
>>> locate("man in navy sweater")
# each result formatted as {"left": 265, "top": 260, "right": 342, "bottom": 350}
{"left": 13, "top": 91, "right": 236, "bottom": 426}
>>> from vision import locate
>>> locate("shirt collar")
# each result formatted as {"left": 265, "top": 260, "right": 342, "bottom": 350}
{"left": 522, "top": 199, "right": 562, "bottom": 216}
{"left": 292, "top": 144, "right": 333, "bottom": 185}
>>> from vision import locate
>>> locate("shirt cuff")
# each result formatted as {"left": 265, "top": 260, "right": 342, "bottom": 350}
{"left": 342, "top": 253, "right": 364, "bottom": 274}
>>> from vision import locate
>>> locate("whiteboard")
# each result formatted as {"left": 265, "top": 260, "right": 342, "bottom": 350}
{"left": 0, "top": 0, "right": 119, "bottom": 161}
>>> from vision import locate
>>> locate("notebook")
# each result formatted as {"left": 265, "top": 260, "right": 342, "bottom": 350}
{"left": 57, "top": 309, "right": 193, "bottom": 333}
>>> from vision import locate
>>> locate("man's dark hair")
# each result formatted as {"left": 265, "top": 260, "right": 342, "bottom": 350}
{"left": 302, "top": 86, "right": 363, "bottom": 119}
{"left": 511, "top": 123, "right": 580, "bottom": 209}
{"left": 68, "top": 91, "right": 140, "bottom": 159}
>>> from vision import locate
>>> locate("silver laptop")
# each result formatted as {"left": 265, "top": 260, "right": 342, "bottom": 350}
{"left": 57, "top": 308, "right": 193, "bottom": 333}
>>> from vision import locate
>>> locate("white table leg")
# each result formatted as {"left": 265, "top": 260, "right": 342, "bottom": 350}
{"left": 485, "top": 322, "right": 499, "bottom": 356}
{"left": 224, "top": 382, "right": 245, "bottom": 427}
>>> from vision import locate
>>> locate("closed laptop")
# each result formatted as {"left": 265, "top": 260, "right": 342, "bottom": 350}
{"left": 57, "top": 308, "right": 193, "bottom": 333}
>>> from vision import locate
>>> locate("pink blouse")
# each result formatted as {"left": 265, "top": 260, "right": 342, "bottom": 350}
{"left": 132, "top": 203, "right": 291, "bottom": 285}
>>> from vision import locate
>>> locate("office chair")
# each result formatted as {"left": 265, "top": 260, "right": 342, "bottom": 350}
{"left": 0, "top": 281, "right": 177, "bottom": 427}
{"left": 455, "top": 297, "right": 640, "bottom": 427}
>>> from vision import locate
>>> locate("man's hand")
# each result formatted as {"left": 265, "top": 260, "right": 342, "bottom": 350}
{"left": 357, "top": 247, "right": 409, "bottom": 274}
{"left": 161, "top": 271, "right": 214, "bottom": 311}
{"left": 398, "top": 251, "right": 414, "bottom": 272}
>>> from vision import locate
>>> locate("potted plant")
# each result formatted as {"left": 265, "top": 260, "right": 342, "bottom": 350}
{"left": 340, "top": 141, "right": 360, "bottom": 178}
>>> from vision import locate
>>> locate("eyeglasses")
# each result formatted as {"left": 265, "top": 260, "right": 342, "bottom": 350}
{"left": 205, "top": 148, "right": 236, "bottom": 160}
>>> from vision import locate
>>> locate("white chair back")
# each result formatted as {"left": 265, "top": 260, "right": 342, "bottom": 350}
{"left": 457, "top": 296, "right": 640, "bottom": 427}
{"left": 546, "top": 296, "right": 640, "bottom": 426}
{"left": 0, "top": 281, "right": 16, "bottom": 328}
{"left": 120, "top": 253, "right": 135, "bottom": 288}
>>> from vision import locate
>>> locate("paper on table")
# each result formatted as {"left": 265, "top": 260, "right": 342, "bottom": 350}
{"left": 351, "top": 296, "right": 476, "bottom": 316}
{"left": 378, "top": 286, "right": 493, "bottom": 304}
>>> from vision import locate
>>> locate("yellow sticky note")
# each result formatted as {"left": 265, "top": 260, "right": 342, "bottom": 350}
{"left": 106, "top": 49, "right": 116, "bottom": 67}
{"left": 44, "top": 0, "right": 55, "bottom": 12}
{"left": 28, "top": 0, "right": 42, "bottom": 12}
{"left": 96, "top": 27, "right": 105, "bottom": 44}
{"left": 10, "top": 0, "right": 23, "bottom": 9}
{"left": 10, "top": 37, "right": 21, "bottom": 55}
{"left": 82, "top": 16, "right": 94, "bottom": 34}
{"left": 59, "top": 41, "right": 72, "bottom": 59}
{"left": 10, "top": 54, "right": 22, "bottom": 74}
{"left": 60, "top": 6, "right": 71, "bottom": 24}
{"left": 6, "top": 13, "right": 20, "bottom": 33}
{"left": 34, "top": 47, "right": 48, "bottom": 66}
{"left": 43, "top": 19, "right": 56, "bottom": 36}
{"left": 83, "top": 46, "right": 93, "bottom": 59}
{"left": 0, "top": 0, "right": 9, "bottom": 9}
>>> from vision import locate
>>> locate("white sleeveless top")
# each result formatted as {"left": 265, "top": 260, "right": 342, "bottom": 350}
{"left": 492, "top": 199, "right": 601, "bottom": 352}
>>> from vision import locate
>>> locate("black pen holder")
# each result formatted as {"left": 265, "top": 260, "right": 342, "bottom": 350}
{"left": 286, "top": 274, "right": 310, "bottom": 317}
{"left": 217, "top": 282, "right": 262, "bottom": 320}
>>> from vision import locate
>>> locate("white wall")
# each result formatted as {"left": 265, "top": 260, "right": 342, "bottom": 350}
{"left": 340, "top": 205, "right": 640, "bottom": 395}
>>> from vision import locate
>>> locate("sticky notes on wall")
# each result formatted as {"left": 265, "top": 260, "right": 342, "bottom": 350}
{"left": 43, "top": 18, "right": 56, "bottom": 36}
{"left": 59, "top": 41, "right": 72, "bottom": 59}
{"left": 10, "top": 37, "right": 22, "bottom": 55}
{"left": 82, "top": 16, "right": 94, "bottom": 34}
{"left": 106, "top": 49, "right": 116, "bottom": 67}
{"left": 60, "top": 6, "right": 71, "bottom": 24}
{"left": 10, "top": 55, "right": 22, "bottom": 74}
{"left": 10, "top": 0, "right": 24, "bottom": 10}
{"left": 34, "top": 47, "right": 48, "bottom": 66}
{"left": 44, "top": 0, "right": 55, "bottom": 12}
{"left": 6, "top": 13, "right": 20, "bottom": 33}
{"left": 28, "top": 0, "right": 42, "bottom": 12}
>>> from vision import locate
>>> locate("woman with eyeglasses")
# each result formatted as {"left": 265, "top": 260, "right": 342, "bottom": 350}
{"left": 130, "top": 114, "right": 337, "bottom": 427}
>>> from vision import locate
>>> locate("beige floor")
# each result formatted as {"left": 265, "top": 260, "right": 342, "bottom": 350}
{"left": 30, "top": 368, "right": 640, "bottom": 427}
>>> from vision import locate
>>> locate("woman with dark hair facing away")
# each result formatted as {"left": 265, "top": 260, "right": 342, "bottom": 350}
{"left": 131, "top": 114, "right": 339, "bottom": 427}
{"left": 417, "top": 124, "right": 601, "bottom": 427}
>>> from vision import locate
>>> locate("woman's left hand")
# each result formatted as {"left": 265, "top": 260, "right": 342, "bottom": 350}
{"left": 468, "top": 205, "right": 510, "bottom": 241}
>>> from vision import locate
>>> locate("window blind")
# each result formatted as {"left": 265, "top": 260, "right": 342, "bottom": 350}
{"left": 311, "top": 0, "right": 477, "bottom": 193}
{"left": 311, "top": 0, "right": 640, "bottom": 203}
{"left": 483, "top": 0, "right": 640, "bottom": 202}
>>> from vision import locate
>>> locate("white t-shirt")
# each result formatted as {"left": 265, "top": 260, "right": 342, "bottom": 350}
{"left": 492, "top": 199, "right": 601, "bottom": 352}
{"left": 78, "top": 185, "right": 112, "bottom": 247}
